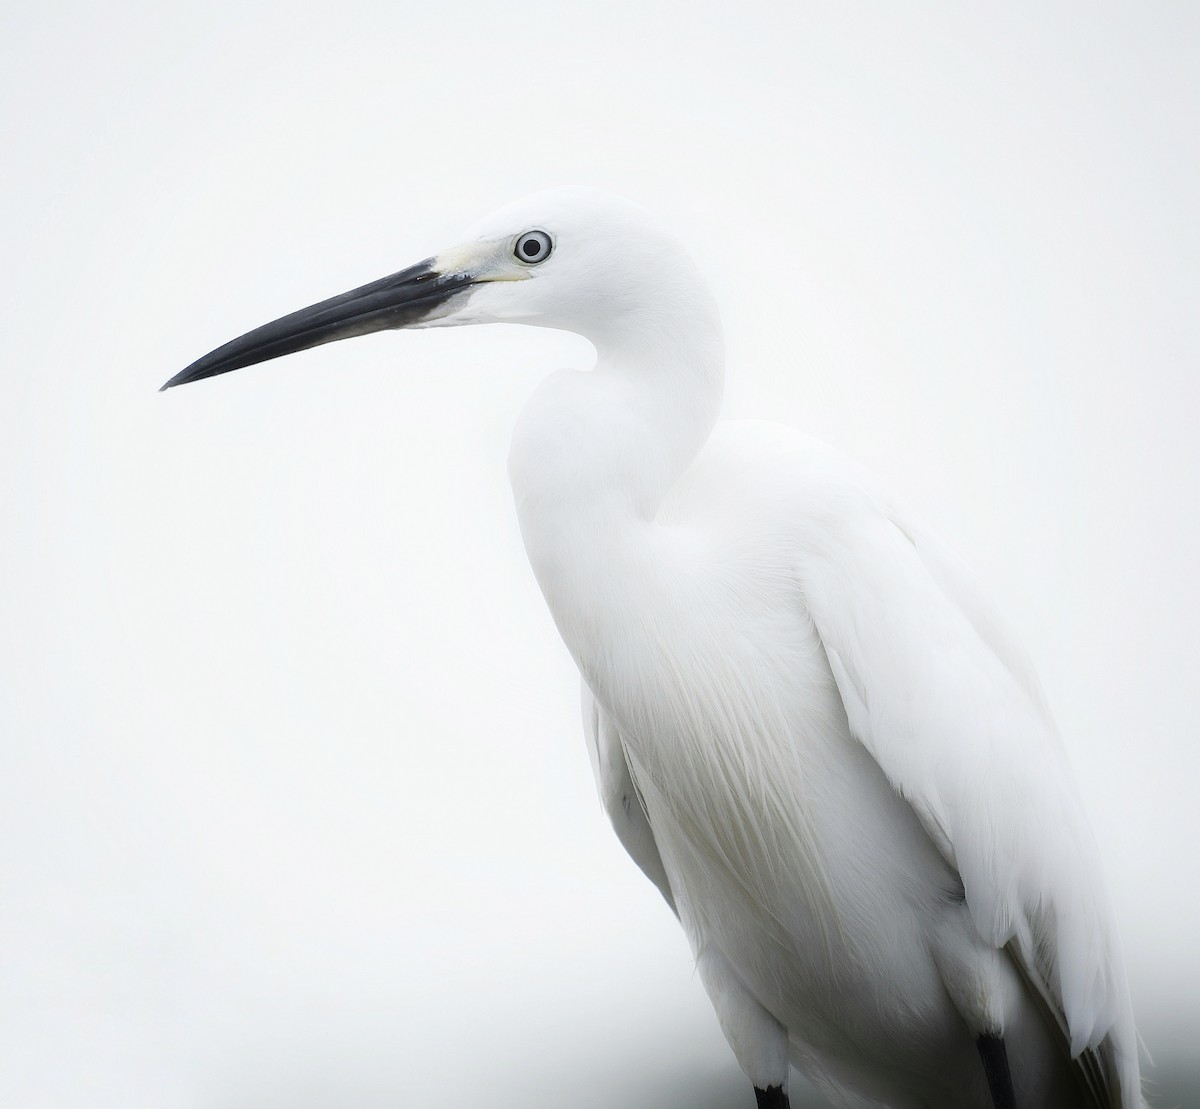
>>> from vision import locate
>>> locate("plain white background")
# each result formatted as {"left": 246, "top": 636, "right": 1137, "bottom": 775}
{"left": 2, "top": 3, "right": 1197, "bottom": 1106}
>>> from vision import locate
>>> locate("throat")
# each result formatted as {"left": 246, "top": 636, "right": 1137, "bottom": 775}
{"left": 510, "top": 297, "right": 724, "bottom": 515}
{"left": 507, "top": 329, "right": 722, "bottom": 665}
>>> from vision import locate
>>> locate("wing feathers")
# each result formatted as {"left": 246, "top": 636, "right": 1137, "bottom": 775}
{"left": 798, "top": 494, "right": 1139, "bottom": 1108}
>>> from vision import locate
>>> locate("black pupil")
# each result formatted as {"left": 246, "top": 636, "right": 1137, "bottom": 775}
{"left": 522, "top": 236, "right": 542, "bottom": 258}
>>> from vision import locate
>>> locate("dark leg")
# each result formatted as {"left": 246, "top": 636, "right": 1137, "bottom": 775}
{"left": 754, "top": 1086, "right": 790, "bottom": 1109}
{"left": 976, "top": 1034, "right": 1017, "bottom": 1109}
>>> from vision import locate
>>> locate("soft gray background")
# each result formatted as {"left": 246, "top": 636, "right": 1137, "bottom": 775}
{"left": 2, "top": 3, "right": 1197, "bottom": 1106}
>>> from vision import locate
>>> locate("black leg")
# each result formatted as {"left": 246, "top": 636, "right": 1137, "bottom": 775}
{"left": 754, "top": 1085, "right": 790, "bottom": 1109}
{"left": 976, "top": 1034, "right": 1017, "bottom": 1109}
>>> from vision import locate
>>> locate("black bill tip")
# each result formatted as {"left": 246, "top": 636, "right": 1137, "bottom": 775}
{"left": 160, "top": 258, "right": 474, "bottom": 391}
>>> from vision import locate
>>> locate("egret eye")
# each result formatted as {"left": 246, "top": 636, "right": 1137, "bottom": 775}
{"left": 514, "top": 230, "right": 552, "bottom": 265}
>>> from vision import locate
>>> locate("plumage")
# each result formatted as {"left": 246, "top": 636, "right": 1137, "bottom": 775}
{"left": 164, "top": 187, "right": 1143, "bottom": 1108}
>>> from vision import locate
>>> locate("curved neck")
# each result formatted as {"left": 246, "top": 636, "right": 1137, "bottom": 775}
{"left": 507, "top": 288, "right": 723, "bottom": 654}
{"left": 594, "top": 302, "right": 725, "bottom": 515}
{"left": 511, "top": 287, "right": 724, "bottom": 523}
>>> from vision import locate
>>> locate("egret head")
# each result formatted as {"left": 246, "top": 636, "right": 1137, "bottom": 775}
{"left": 161, "top": 187, "right": 704, "bottom": 390}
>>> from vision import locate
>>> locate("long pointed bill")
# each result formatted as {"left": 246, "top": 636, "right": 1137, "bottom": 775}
{"left": 160, "top": 259, "right": 476, "bottom": 390}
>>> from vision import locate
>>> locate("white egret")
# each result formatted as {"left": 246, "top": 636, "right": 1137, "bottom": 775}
{"left": 162, "top": 189, "right": 1143, "bottom": 1109}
